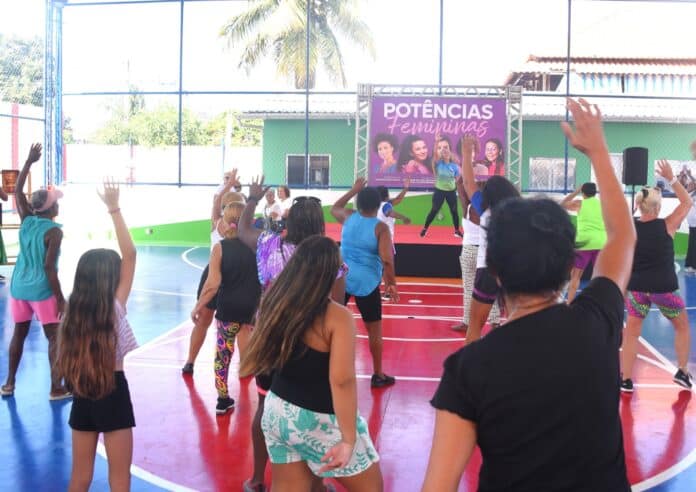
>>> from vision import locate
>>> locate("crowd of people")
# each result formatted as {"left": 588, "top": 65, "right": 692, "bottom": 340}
{"left": 2, "top": 98, "right": 695, "bottom": 492}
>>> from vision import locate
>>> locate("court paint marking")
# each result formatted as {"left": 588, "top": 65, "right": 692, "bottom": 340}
{"left": 120, "top": 251, "right": 696, "bottom": 491}
{"left": 181, "top": 247, "right": 205, "bottom": 271}
{"left": 95, "top": 443, "right": 196, "bottom": 492}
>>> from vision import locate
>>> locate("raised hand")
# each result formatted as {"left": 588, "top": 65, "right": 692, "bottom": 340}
{"left": 317, "top": 441, "right": 354, "bottom": 474}
{"left": 249, "top": 175, "right": 269, "bottom": 201}
{"left": 655, "top": 159, "right": 674, "bottom": 182}
{"left": 459, "top": 135, "right": 478, "bottom": 158}
{"left": 561, "top": 98, "right": 608, "bottom": 158}
{"left": 351, "top": 177, "right": 367, "bottom": 193}
{"left": 97, "top": 177, "right": 120, "bottom": 211}
{"left": 26, "top": 143, "right": 42, "bottom": 164}
{"left": 403, "top": 176, "right": 411, "bottom": 189}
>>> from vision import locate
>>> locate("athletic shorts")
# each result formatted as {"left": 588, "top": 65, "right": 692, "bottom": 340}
{"left": 574, "top": 249, "right": 600, "bottom": 270}
{"left": 345, "top": 286, "right": 381, "bottom": 322}
{"left": 10, "top": 295, "right": 61, "bottom": 324}
{"left": 625, "top": 291, "right": 685, "bottom": 320}
{"left": 261, "top": 391, "right": 379, "bottom": 478}
{"left": 69, "top": 371, "right": 135, "bottom": 433}
{"left": 472, "top": 268, "right": 499, "bottom": 305}
{"left": 196, "top": 264, "right": 217, "bottom": 311}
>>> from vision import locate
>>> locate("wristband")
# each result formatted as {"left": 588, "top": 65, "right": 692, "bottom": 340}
{"left": 108, "top": 208, "right": 121, "bottom": 214}
{"left": 670, "top": 177, "right": 678, "bottom": 186}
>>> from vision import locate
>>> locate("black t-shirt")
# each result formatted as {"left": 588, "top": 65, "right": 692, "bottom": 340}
{"left": 431, "top": 277, "right": 630, "bottom": 492}
{"left": 215, "top": 238, "right": 261, "bottom": 324}
{"left": 627, "top": 218, "right": 678, "bottom": 293}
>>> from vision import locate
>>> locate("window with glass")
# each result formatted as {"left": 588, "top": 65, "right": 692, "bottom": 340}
{"left": 287, "top": 154, "right": 330, "bottom": 187}
{"left": 528, "top": 157, "right": 576, "bottom": 192}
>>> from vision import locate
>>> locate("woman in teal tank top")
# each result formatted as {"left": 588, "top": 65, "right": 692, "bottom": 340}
{"left": 560, "top": 182, "right": 607, "bottom": 302}
{"left": 1, "top": 143, "right": 68, "bottom": 399}
{"left": 331, "top": 178, "right": 399, "bottom": 388}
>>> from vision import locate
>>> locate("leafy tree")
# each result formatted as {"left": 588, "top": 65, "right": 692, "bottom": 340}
{"left": 220, "top": 0, "right": 375, "bottom": 89}
{"left": 93, "top": 103, "right": 262, "bottom": 147}
{"left": 0, "top": 34, "right": 43, "bottom": 106}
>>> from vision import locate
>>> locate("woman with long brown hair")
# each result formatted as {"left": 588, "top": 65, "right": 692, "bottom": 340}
{"left": 241, "top": 236, "right": 382, "bottom": 492}
{"left": 239, "top": 176, "right": 345, "bottom": 492}
{"left": 57, "top": 179, "right": 138, "bottom": 492}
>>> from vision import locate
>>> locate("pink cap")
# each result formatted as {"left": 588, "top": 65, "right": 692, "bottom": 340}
{"left": 33, "top": 187, "right": 64, "bottom": 213}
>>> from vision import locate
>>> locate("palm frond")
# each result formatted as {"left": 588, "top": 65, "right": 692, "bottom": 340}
{"left": 325, "top": 0, "right": 376, "bottom": 59}
{"left": 315, "top": 21, "right": 347, "bottom": 87}
{"left": 220, "top": 0, "right": 281, "bottom": 44}
{"left": 239, "top": 34, "right": 271, "bottom": 72}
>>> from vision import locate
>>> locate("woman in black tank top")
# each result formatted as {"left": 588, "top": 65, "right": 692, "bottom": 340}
{"left": 620, "top": 160, "right": 693, "bottom": 393}
{"left": 241, "top": 236, "right": 383, "bottom": 490}
{"left": 192, "top": 192, "right": 261, "bottom": 415}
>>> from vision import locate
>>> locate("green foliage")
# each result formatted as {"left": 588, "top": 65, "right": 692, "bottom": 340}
{"left": 220, "top": 0, "right": 375, "bottom": 89}
{"left": 0, "top": 34, "right": 43, "bottom": 106}
{"left": 93, "top": 101, "right": 262, "bottom": 147}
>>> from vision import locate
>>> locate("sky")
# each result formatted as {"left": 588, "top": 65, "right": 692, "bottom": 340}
{"left": 2, "top": 0, "right": 696, "bottom": 138}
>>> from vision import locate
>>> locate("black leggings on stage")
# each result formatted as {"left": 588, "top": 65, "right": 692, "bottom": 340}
{"left": 424, "top": 189, "right": 459, "bottom": 230}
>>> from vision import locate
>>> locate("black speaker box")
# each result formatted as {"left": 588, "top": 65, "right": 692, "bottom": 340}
{"left": 622, "top": 147, "right": 648, "bottom": 186}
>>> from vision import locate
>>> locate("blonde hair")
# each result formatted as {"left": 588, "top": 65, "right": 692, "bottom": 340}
{"left": 221, "top": 192, "right": 245, "bottom": 239}
{"left": 635, "top": 187, "right": 661, "bottom": 215}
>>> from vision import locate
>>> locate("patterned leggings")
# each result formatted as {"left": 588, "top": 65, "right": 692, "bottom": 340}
{"left": 214, "top": 320, "right": 242, "bottom": 399}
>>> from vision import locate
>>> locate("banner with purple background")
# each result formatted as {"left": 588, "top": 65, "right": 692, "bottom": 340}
{"left": 368, "top": 96, "right": 508, "bottom": 189}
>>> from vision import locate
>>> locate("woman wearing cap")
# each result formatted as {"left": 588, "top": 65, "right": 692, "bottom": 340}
{"left": 1, "top": 143, "right": 69, "bottom": 399}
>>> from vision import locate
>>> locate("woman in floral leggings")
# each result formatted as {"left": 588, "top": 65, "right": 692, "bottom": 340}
{"left": 191, "top": 192, "right": 261, "bottom": 414}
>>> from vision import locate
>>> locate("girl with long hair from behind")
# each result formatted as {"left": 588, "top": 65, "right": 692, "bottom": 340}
{"left": 241, "top": 236, "right": 383, "bottom": 491}
{"left": 57, "top": 179, "right": 138, "bottom": 492}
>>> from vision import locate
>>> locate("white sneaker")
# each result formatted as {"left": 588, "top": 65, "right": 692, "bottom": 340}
{"left": 685, "top": 267, "right": 696, "bottom": 274}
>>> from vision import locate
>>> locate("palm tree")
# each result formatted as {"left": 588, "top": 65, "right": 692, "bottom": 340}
{"left": 220, "top": 0, "right": 375, "bottom": 89}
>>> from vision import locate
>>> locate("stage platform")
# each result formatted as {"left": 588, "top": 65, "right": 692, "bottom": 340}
{"left": 325, "top": 223, "right": 462, "bottom": 278}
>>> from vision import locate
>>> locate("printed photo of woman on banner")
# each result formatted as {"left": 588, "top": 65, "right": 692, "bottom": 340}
{"left": 368, "top": 96, "right": 508, "bottom": 190}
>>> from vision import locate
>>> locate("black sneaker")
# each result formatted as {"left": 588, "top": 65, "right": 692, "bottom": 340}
{"left": 371, "top": 374, "right": 396, "bottom": 388}
{"left": 419, "top": 228, "right": 427, "bottom": 238}
{"left": 673, "top": 369, "right": 693, "bottom": 390}
{"left": 620, "top": 378, "right": 634, "bottom": 393}
{"left": 181, "top": 362, "right": 194, "bottom": 374}
{"left": 454, "top": 230, "right": 463, "bottom": 238}
{"left": 216, "top": 397, "right": 235, "bottom": 414}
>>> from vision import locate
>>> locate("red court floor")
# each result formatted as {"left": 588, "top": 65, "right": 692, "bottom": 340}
{"left": 122, "top": 281, "right": 696, "bottom": 491}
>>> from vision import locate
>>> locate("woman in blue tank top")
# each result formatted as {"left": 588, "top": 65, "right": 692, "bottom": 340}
{"left": 331, "top": 178, "right": 399, "bottom": 388}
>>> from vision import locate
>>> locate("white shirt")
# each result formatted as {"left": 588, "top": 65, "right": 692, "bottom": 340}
{"left": 278, "top": 198, "right": 292, "bottom": 218}
{"left": 475, "top": 211, "right": 490, "bottom": 269}
{"left": 462, "top": 218, "right": 481, "bottom": 246}
{"left": 377, "top": 201, "right": 396, "bottom": 239}
{"left": 264, "top": 202, "right": 282, "bottom": 221}
{"left": 688, "top": 197, "right": 696, "bottom": 227}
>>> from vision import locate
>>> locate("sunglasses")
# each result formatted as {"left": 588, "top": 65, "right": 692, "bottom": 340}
{"left": 641, "top": 186, "right": 662, "bottom": 198}
{"left": 293, "top": 196, "right": 321, "bottom": 205}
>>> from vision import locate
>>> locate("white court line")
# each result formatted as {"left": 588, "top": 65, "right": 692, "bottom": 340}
{"left": 96, "top": 443, "right": 197, "bottom": 492}
{"left": 632, "top": 447, "right": 696, "bottom": 491}
{"left": 356, "top": 334, "right": 463, "bottom": 342}
{"left": 181, "top": 246, "right": 205, "bottom": 271}
{"left": 126, "top": 320, "right": 191, "bottom": 359}
{"left": 636, "top": 353, "right": 675, "bottom": 374}
{"left": 354, "top": 303, "right": 459, "bottom": 309}
{"left": 638, "top": 336, "right": 679, "bottom": 373}
{"left": 133, "top": 288, "right": 195, "bottom": 298}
